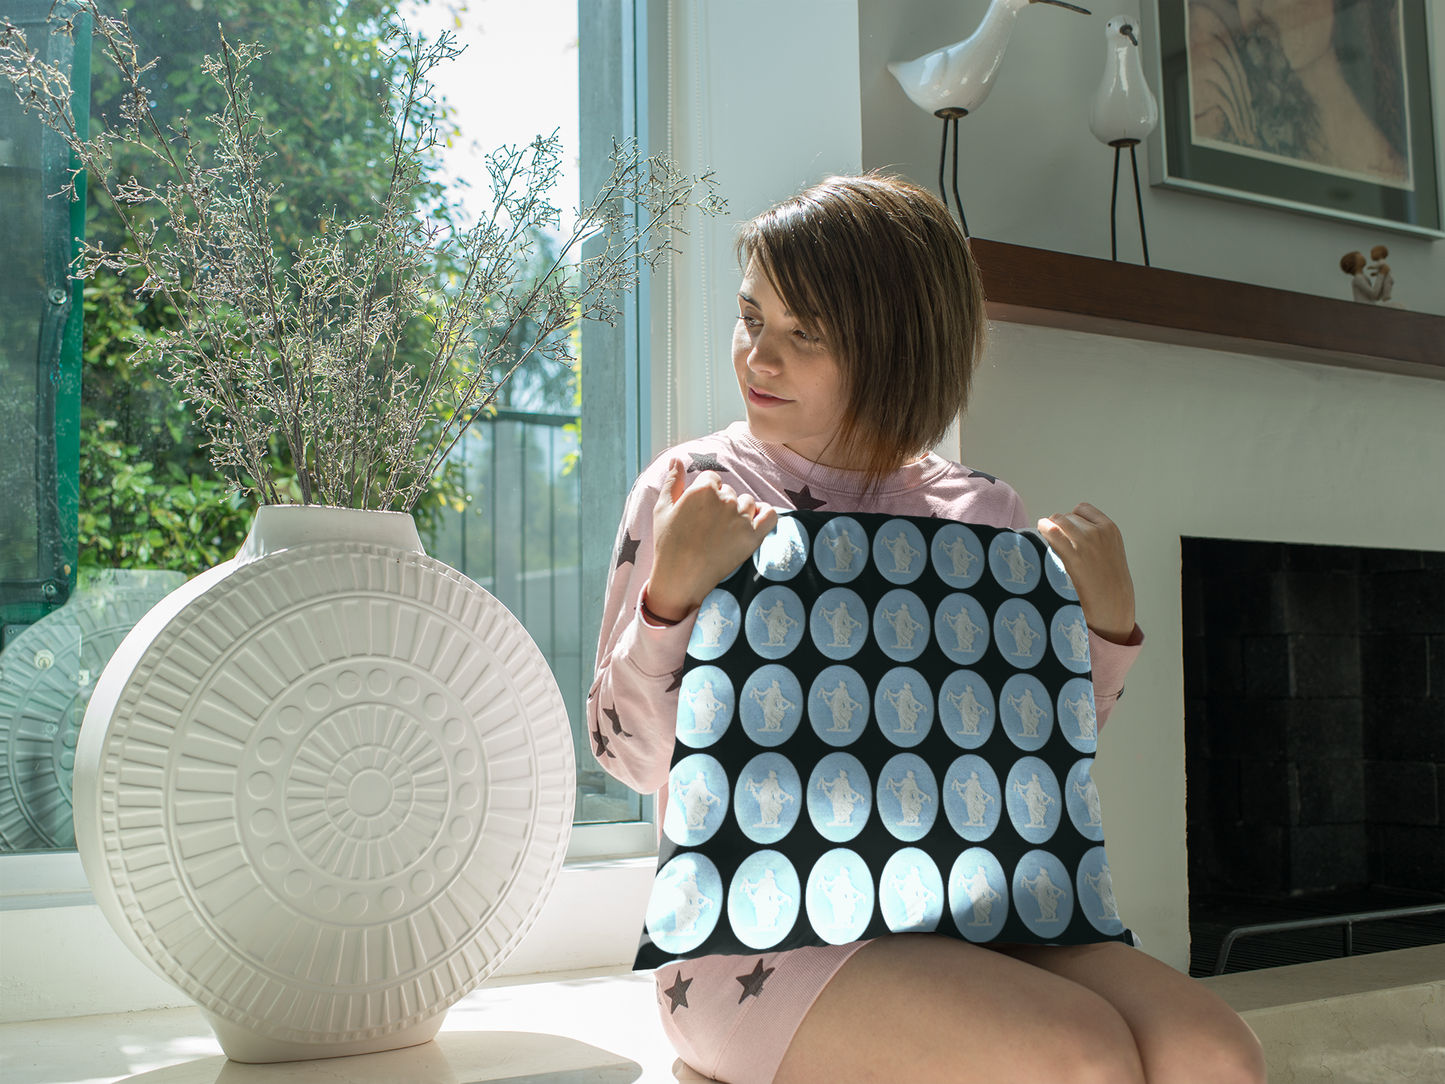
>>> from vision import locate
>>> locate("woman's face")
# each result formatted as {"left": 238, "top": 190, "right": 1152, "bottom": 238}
{"left": 732, "top": 261, "right": 850, "bottom": 466}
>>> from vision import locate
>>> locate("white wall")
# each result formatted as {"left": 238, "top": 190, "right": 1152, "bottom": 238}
{"left": 962, "top": 321, "right": 1445, "bottom": 968}
{"left": 659, "top": 0, "right": 1445, "bottom": 974}
{"left": 659, "top": 0, "right": 864, "bottom": 450}
{"left": 857, "top": 0, "right": 1444, "bottom": 315}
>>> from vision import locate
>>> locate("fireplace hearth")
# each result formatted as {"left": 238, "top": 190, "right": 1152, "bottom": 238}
{"left": 1181, "top": 537, "right": 1445, "bottom": 975}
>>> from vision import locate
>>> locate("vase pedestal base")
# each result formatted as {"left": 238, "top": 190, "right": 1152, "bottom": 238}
{"left": 200, "top": 1007, "right": 446, "bottom": 1064}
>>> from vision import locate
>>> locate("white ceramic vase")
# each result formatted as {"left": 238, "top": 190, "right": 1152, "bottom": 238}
{"left": 73, "top": 506, "right": 574, "bottom": 1062}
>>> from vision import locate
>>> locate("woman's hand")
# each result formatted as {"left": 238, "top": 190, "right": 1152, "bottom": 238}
{"left": 646, "top": 457, "right": 778, "bottom": 622}
{"left": 1037, "top": 503, "right": 1136, "bottom": 644}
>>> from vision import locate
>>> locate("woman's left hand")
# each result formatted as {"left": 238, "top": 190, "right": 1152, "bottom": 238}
{"left": 1037, "top": 503, "right": 1136, "bottom": 644}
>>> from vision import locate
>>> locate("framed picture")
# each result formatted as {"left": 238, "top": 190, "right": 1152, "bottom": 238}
{"left": 1143, "top": 0, "right": 1442, "bottom": 239}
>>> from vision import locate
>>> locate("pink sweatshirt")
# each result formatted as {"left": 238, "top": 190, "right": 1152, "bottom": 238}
{"left": 586, "top": 422, "right": 1143, "bottom": 835}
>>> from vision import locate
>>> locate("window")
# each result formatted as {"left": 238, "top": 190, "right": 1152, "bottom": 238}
{"left": 0, "top": 0, "right": 660, "bottom": 871}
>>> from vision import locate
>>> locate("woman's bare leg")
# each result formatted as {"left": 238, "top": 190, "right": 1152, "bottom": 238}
{"left": 995, "top": 942, "right": 1266, "bottom": 1084}
{"left": 773, "top": 934, "right": 1146, "bottom": 1084}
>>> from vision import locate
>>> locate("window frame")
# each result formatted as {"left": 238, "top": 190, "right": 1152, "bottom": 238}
{"left": 0, "top": 0, "right": 85, "bottom": 638}
{"left": 573, "top": 0, "right": 664, "bottom": 861}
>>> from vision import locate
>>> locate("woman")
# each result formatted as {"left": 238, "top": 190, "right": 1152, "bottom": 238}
{"left": 587, "top": 174, "right": 1265, "bottom": 1083}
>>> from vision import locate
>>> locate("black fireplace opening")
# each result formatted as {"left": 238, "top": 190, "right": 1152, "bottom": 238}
{"left": 1182, "top": 537, "right": 1445, "bottom": 976}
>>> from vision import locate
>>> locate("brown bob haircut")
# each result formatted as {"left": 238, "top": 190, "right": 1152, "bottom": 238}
{"left": 735, "top": 173, "right": 987, "bottom": 492}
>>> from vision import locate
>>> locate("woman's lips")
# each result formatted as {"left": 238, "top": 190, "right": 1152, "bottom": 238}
{"left": 748, "top": 386, "right": 791, "bottom": 407}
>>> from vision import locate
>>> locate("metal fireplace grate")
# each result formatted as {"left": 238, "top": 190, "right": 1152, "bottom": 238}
{"left": 1189, "top": 886, "right": 1445, "bottom": 977}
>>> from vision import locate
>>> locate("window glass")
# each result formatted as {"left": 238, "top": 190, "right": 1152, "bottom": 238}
{"left": 0, "top": 0, "right": 646, "bottom": 858}
{"left": 407, "top": 0, "right": 644, "bottom": 826}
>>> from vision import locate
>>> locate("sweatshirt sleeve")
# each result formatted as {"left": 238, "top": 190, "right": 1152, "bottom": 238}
{"left": 1089, "top": 625, "right": 1144, "bottom": 730}
{"left": 584, "top": 471, "right": 693, "bottom": 795}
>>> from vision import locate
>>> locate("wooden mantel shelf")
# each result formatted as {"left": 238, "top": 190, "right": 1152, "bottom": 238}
{"left": 970, "top": 239, "right": 1444, "bottom": 381}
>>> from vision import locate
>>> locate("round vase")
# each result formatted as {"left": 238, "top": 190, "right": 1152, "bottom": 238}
{"left": 73, "top": 506, "right": 574, "bottom": 1062}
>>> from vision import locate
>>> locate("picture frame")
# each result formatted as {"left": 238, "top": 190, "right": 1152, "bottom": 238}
{"left": 1141, "top": 0, "right": 1443, "bottom": 239}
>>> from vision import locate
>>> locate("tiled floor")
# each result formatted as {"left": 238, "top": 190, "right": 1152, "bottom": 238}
{"left": 0, "top": 968, "right": 680, "bottom": 1084}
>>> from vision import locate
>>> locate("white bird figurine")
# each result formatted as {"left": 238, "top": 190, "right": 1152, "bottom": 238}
{"left": 888, "top": 0, "right": 1090, "bottom": 235}
{"left": 889, "top": 0, "right": 1091, "bottom": 116}
{"left": 1088, "top": 15, "right": 1157, "bottom": 265}
{"left": 1089, "top": 15, "right": 1158, "bottom": 146}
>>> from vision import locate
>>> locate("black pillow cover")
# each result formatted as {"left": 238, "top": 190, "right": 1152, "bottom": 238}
{"left": 634, "top": 511, "right": 1133, "bottom": 969}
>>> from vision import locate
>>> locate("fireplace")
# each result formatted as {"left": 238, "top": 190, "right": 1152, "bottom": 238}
{"left": 1181, "top": 537, "right": 1445, "bottom": 975}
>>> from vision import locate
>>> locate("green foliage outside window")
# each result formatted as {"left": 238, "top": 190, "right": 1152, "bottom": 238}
{"left": 75, "top": 0, "right": 460, "bottom": 572}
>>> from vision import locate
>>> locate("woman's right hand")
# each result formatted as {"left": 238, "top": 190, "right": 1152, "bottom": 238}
{"left": 646, "top": 457, "right": 777, "bottom": 622}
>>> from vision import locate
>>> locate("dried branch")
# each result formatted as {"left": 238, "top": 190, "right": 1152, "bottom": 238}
{"left": 2, "top": 6, "right": 724, "bottom": 510}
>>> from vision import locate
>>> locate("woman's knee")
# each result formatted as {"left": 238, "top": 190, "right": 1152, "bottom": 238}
{"left": 1164, "top": 1017, "right": 1267, "bottom": 1084}
{"left": 1133, "top": 1005, "right": 1265, "bottom": 1084}
{"left": 1042, "top": 998, "right": 1146, "bottom": 1084}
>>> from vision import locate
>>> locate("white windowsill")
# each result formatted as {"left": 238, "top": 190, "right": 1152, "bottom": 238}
{"left": 0, "top": 850, "right": 93, "bottom": 911}
{"left": 0, "top": 832, "right": 659, "bottom": 1023}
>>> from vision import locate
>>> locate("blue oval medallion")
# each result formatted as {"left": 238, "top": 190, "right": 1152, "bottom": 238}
{"left": 931, "top": 523, "right": 986, "bottom": 589}
{"left": 808, "top": 664, "right": 870, "bottom": 747}
{"left": 942, "top": 754, "right": 1002, "bottom": 842}
{"left": 664, "top": 753, "right": 729, "bottom": 846}
{"left": 810, "top": 587, "right": 868, "bottom": 661}
{"left": 807, "top": 752, "right": 871, "bottom": 843}
{"left": 993, "top": 598, "right": 1047, "bottom": 670}
{"left": 1044, "top": 546, "right": 1079, "bottom": 600}
{"left": 1050, "top": 603, "right": 1092, "bottom": 673}
{"left": 874, "top": 588, "right": 930, "bottom": 663}
{"left": 805, "top": 847, "right": 875, "bottom": 944}
{"left": 939, "top": 669, "right": 996, "bottom": 749}
{"left": 646, "top": 852, "right": 723, "bottom": 954}
{"left": 989, "top": 531, "right": 1043, "bottom": 594}
{"left": 933, "top": 592, "right": 990, "bottom": 666}
{"left": 876, "top": 753, "right": 939, "bottom": 842}
{"left": 874, "top": 667, "right": 934, "bottom": 748}
{"left": 949, "top": 847, "right": 1009, "bottom": 942}
{"left": 873, "top": 519, "right": 928, "bottom": 585}
{"left": 1065, "top": 758, "right": 1105, "bottom": 842}
{"left": 1057, "top": 677, "right": 1098, "bottom": 753}
{"left": 753, "top": 517, "right": 809, "bottom": 581}
{"left": 1075, "top": 846, "right": 1125, "bottom": 936}
{"left": 734, "top": 752, "right": 802, "bottom": 845}
{"left": 746, "top": 585, "right": 805, "bottom": 660}
{"left": 1012, "top": 849, "right": 1074, "bottom": 938}
{"left": 728, "top": 850, "right": 801, "bottom": 950}
{"left": 879, "top": 847, "right": 944, "bottom": 933}
{"left": 999, "top": 673, "right": 1053, "bottom": 751}
{"left": 687, "top": 588, "right": 741, "bottom": 660}
{"left": 676, "top": 666, "right": 734, "bottom": 749}
{"left": 1005, "top": 756, "right": 1063, "bottom": 844}
{"left": 812, "top": 516, "right": 869, "bottom": 584}
{"left": 738, "top": 664, "right": 804, "bottom": 747}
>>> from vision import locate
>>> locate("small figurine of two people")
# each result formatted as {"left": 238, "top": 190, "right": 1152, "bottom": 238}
{"left": 1339, "top": 245, "right": 1403, "bottom": 308}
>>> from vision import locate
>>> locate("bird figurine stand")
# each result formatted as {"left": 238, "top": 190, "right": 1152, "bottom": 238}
{"left": 1108, "top": 139, "right": 1149, "bottom": 266}
{"left": 936, "top": 107, "right": 971, "bottom": 237}
{"left": 1089, "top": 16, "right": 1158, "bottom": 266}
{"left": 889, "top": 0, "right": 1091, "bottom": 235}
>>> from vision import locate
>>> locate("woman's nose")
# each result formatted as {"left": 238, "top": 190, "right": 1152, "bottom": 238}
{"left": 747, "top": 329, "right": 783, "bottom": 373}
